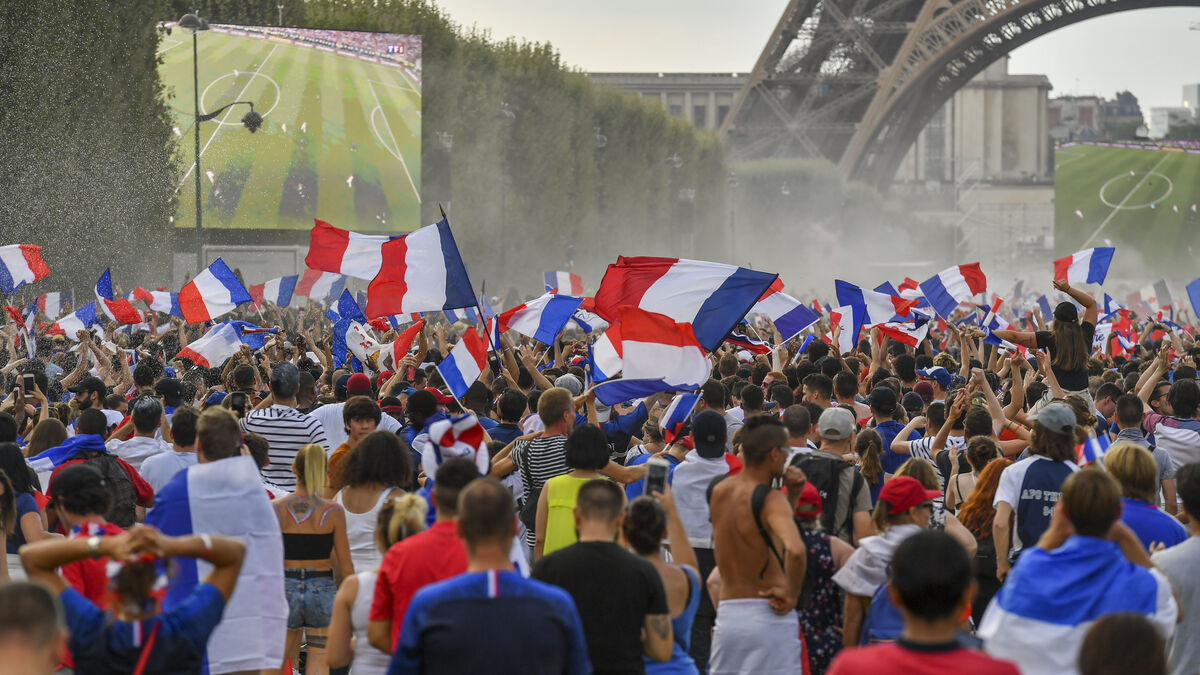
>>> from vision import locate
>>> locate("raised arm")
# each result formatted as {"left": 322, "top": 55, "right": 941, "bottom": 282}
{"left": 1054, "top": 279, "right": 1097, "bottom": 326}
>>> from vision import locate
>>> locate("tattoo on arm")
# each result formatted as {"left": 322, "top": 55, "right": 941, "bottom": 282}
{"left": 648, "top": 614, "right": 670, "bottom": 641}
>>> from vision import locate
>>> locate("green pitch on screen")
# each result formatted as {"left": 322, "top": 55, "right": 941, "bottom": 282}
{"left": 160, "top": 28, "right": 421, "bottom": 232}
{"left": 1055, "top": 145, "right": 1200, "bottom": 269}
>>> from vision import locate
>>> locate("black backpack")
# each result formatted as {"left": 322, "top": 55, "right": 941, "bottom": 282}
{"left": 76, "top": 451, "right": 137, "bottom": 528}
{"left": 790, "top": 453, "right": 862, "bottom": 539}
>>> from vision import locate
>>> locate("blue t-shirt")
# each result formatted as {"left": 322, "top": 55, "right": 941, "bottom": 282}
{"left": 1120, "top": 498, "right": 1187, "bottom": 551}
{"left": 625, "top": 453, "right": 681, "bottom": 500}
{"left": 390, "top": 569, "right": 590, "bottom": 675}
{"left": 875, "top": 420, "right": 921, "bottom": 473}
{"left": 62, "top": 582, "right": 227, "bottom": 675}
{"left": 488, "top": 423, "right": 523, "bottom": 446}
{"left": 5, "top": 492, "right": 39, "bottom": 554}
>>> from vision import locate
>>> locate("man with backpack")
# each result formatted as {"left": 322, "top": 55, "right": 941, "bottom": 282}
{"left": 45, "top": 409, "right": 153, "bottom": 529}
{"left": 791, "top": 408, "right": 872, "bottom": 546}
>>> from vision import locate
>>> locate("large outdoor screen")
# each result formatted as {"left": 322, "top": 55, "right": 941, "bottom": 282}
{"left": 160, "top": 24, "right": 421, "bottom": 232}
{"left": 1054, "top": 141, "right": 1200, "bottom": 273}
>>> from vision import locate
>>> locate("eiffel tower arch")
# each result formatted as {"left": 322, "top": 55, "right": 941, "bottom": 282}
{"left": 720, "top": 0, "right": 1197, "bottom": 191}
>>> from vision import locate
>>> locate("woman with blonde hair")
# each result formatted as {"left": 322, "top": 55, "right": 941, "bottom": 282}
{"left": 1106, "top": 443, "right": 1187, "bottom": 551}
{"left": 273, "top": 443, "right": 354, "bottom": 675}
{"left": 328, "top": 494, "right": 427, "bottom": 674}
{"left": 894, "top": 457, "right": 978, "bottom": 556}
{"left": 956, "top": 457, "right": 1014, "bottom": 622}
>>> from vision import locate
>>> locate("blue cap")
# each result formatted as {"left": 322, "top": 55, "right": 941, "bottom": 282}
{"left": 203, "top": 391, "right": 227, "bottom": 409}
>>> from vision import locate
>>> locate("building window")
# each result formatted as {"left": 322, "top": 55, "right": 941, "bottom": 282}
{"left": 693, "top": 105, "right": 707, "bottom": 128}
{"left": 717, "top": 105, "right": 730, "bottom": 126}
{"left": 668, "top": 104, "right": 683, "bottom": 117}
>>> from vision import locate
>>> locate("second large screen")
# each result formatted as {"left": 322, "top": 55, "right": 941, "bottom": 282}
{"left": 160, "top": 24, "right": 421, "bottom": 232}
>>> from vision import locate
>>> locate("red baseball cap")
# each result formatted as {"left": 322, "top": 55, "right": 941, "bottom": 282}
{"left": 794, "top": 481, "right": 823, "bottom": 520}
{"left": 878, "top": 476, "right": 941, "bottom": 515}
{"left": 346, "top": 372, "right": 373, "bottom": 396}
{"left": 424, "top": 387, "right": 456, "bottom": 405}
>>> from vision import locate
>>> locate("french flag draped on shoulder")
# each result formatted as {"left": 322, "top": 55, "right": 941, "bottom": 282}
{"left": 918, "top": 263, "right": 988, "bottom": 320}
{"left": 179, "top": 258, "right": 252, "bottom": 324}
{"left": 27, "top": 434, "right": 108, "bottom": 473}
{"left": 133, "top": 287, "right": 182, "bottom": 317}
{"left": 544, "top": 270, "right": 583, "bottom": 295}
{"left": 498, "top": 293, "right": 584, "bottom": 345}
{"left": 50, "top": 302, "right": 100, "bottom": 338}
{"left": 37, "top": 291, "right": 72, "bottom": 320}
{"left": 751, "top": 279, "right": 820, "bottom": 341}
{"left": 305, "top": 218, "right": 400, "bottom": 281}
{"left": 590, "top": 307, "right": 711, "bottom": 406}
{"left": 94, "top": 269, "right": 143, "bottom": 324}
{"left": 177, "top": 323, "right": 241, "bottom": 368}
{"left": 294, "top": 268, "right": 345, "bottom": 301}
{"left": 249, "top": 275, "right": 297, "bottom": 309}
{"left": 660, "top": 393, "right": 700, "bottom": 443}
{"left": 146, "top": 455, "right": 286, "bottom": 674}
{"left": 1053, "top": 247, "right": 1114, "bottom": 286}
{"left": 437, "top": 327, "right": 489, "bottom": 400}
{"left": 365, "top": 218, "right": 476, "bottom": 318}
{"left": 594, "top": 256, "right": 777, "bottom": 351}
{"left": 0, "top": 244, "right": 50, "bottom": 294}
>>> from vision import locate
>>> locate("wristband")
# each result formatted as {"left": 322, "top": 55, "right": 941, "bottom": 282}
{"left": 199, "top": 533, "right": 213, "bottom": 556}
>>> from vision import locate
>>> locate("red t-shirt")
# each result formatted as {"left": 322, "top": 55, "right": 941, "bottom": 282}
{"left": 369, "top": 520, "right": 468, "bottom": 647}
{"left": 48, "top": 457, "right": 155, "bottom": 507}
{"left": 61, "top": 521, "right": 126, "bottom": 608}
{"left": 828, "top": 641, "right": 1019, "bottom": 675}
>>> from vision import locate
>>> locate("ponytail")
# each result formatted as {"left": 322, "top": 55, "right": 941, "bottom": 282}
{"left": 376, "top": 494, "right": 428, "bottom": 550}
{"left": 293, "top": 443, "right": 327, "bottom": 493}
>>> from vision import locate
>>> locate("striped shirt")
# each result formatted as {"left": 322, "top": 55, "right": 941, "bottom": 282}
{"left": 511, "top": 435, "right": 569, "bottom": 546}
{"left": 240, "top": 405, "right": 329, "bottom": 491}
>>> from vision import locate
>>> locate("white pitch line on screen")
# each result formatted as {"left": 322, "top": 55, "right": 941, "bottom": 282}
{"left": 366, "top": 79, "right": 420, "bottom": 203}
{"left": 1080, "top": 151, "right": 1172, "bottom": 248}
{"left": 175, "top": 43, "right": 280, "bottom": 194}
{"left": 157, "top": 39, "right": 183, "bottom": 55}
{"left": 369, "top": 78, "right": 419, "bottom": 96}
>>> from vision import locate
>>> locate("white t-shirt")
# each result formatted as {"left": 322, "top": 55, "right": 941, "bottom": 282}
{"left": 307, "top": 401, "right": 403, "bottom": 450}
{"left": 106, "top": 435, "right": 170, "bottom": 472}
{"left": 994, "top": 455, "right": 1079, "bottom": 557}
{"left": 139, "top": 451, "right": 199, "bottom": 493}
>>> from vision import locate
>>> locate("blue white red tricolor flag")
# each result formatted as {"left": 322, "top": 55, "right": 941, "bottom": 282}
{"left": 660, "top": 393, "right": 700, "bottom": 443}
{"left": 177, "top": 322, "right": 242, "bottom": 368}
{"left": 249, "top": 276, "right": 298, "bottom": 309}
{"left": 750, "top": 279, "right": 820, "bottom": 341}
{"left": 0, "top": 244, "right": 50, "bottom": 295}
{"left": 178, "top": 258, "right": 252, "bottom": 324}
{"left": 498, "top": 293, "right": 584, "bottom": 345}
{"left": 437, "top": 327, "right": 489, "bottom": 400}
{"left": 365, "top": 218, "right": 476, "bottom": 318}
{"left": 544, "top": 270, "right": 584, "bottom": 295}
{"left": 305, "top": 218, "right": 401, "bottom": 280}
{"left": 294, "top": 268, "right": 345, "bottom": 301}
{"left": 133, "top": 287, "right": 183, "bottom": 317}
{"left": 49, "top": 302, "right": 100, "bottom": 338}
{"left": 724, "top": 327, "right": 770, "bottom": 354}
{"left": 1053, "top": 247, "right": 1114, "bottom": 286}
{"left": 94, "top": 269, "right": 143, "bottom": 324}
{"left": 589, "top": 307, "right": 711, "bottom": 405}
{"left": 918, "top": 263, "right": 988, "bottom": 320}
{"left": 36, "top": 291, "right": 72, "bottom": 320}
{"left": 1077, "top": 434, "right": 1110, "bottom": 466}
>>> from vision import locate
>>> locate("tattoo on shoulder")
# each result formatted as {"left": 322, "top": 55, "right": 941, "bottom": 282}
{"left": 648, "top": 614, "right": 670, "bottom": 640}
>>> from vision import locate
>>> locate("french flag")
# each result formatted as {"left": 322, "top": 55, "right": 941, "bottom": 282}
{"left": 36, "top": 291, "right": 72, "bottom": 319}
{"left": 365, "top": 218, "right": 476, "bottom": 318}
{"left": 145, "top": 455, "right": 287, "bottom": 673}
{"left": 1101, "top": 293, "right": 1127, "bottom": 321}
{"left": 436, "top": 327, "right": 489, "bottom": 400}
{"left": 724, "top": 327, "right": 770, "bottom": 354}
{"left": 660, "top": 392, "right": 700, "bottom": 443}
{"left": 294, "top": 268, "right": 345, "bottom": 301}
{"left": 226, "top": 321, "right": 278, "bottom": 350}
{"left": 249, "top": 276, "right": 297, "bottom": 309}
{"left": 572, "top": 306, "right": 609, "bottom": 334}
{"left": 595, "top": 256, "right": 777, "bottom": 351}
{"left": 1053, "top": 247, "right": 1114, "bottom": 286}
{"left": 751, "top": 280, "right": 820, "bottom": 340}
{"left": 177, "top": 322, "right": 242, "bottom": 368}
{"left": 94, "top": 269, "right": 144, "bottom": 324}
{"left": 133, "top": 287, "right": 182, "bottom": 317}
{"left": 590, "top": 307, "right": 711, "bottom": 405}
{"left": 444, "top": 306, "right": 479, "bottom": 324}
{"left": 978, "top": 298, "right": 1009, "bottom": 331}
{"left": 179, "top": 258, "right": 252, "bottom": 324}
{"left": 544, "top": 270, "right": 584, "bottom": 295}
{"left": 918, "top": 263, "right": 988, "bottom": 320}
{"left": 305, "top": 219, "right": 400, "bottom": 280}
{"left": 874, "top": 320, "right": 930, "bottom": 348}
{"left": 835, "top": 279, "right": 919, "bottom": 340}
{"left": 378, "top": 319, "right": 426, "bottom": 368}
{"left": 589, "top": 327, "right": 623, "bottom": 383}
{"left": 827, "top": 306, "right": 856, "bottom": 355}
{"left": 50, "top": 302, "right": 100, "bottom": 338}
{"left": 1037, "top": 295, "right": 1054, "bottom": 323}
{"left": 497, "top": 293, "right": 584, "bottom": 345}
{"left": 0, "top": 244, "right": 51, "bottom": 294}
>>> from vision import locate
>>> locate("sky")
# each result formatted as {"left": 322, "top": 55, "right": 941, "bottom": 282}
{"left": 434, "top": 0, "right": 1200, "bottom": 110}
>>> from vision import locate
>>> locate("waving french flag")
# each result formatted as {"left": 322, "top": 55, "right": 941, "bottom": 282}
{"left": 50, "top": 302, "right": 100, "bottom": 338}
{"left": 365, "top": 218, "right": 476, "bottom": 318}
{"left": 751, "top": 280, "right": 820, "bottom": 341}
{"left": 177, "top": 322, "right": 242, "bottom": 368}
{"left": 918, "top": 263, "right": 988, "bottom": 320}
{"left": 589, "top": 328, "right": 623, "bottom": 383}
{"left": 444, "top": 306, "right": 479, "bottom": 324}
{"left": 498, "top": 293, "right": 584, "bottom": 345}
{"left": 294, "top": 268, "right": 345, "bottom": 301}
{"left": 724, "top": 327, "right": 770, "bottom": 354}
{"left": 660, "top": 393, "right": 700, "bottom": 443}
{"left": 1053, "top": 247, "right": 1114, "bottom": 286}
{"left": 826, "top": 305, "right": 856, "bottom": 355}
{"left": 249, "top": 275, "right": 297, "bottom": 309}
{"left": 589, "top": 307, "right": 711, "bottom": 405}
{"left": 133, "top": 287, "right": 182, "bottom": 317}
{"left": 0, "top": 244, "right": 50, "bottom": 294}
{"left": 179, "top": 259, "right": 252, "bottom": 324}
{"left": 544, "top": 270, "right": 583, "bottom": 295}
{"left": 978, "top": 297, "right": 1009, "bottom": 331}
{"left": 1101, "top": 293, "right": 1126, "bottom": 322}
{"left": 36, "top": 291, "right": 72, "bottom": 320}
{"left": 875, "top": 320, "right": 930, "bottom": 347}
{"left": 305, "top": 219, "right": 401, "bottom": 280}
{"left": 835, "top": 279, "right": 919, "bottom": 341}
{"left": 94, "top": 269, "right": 144, "bottom": 324}
{"left": 378, "top": 319, "right": 426, "bottom": 368}
{"left": 595, "top": 256, "right": 777, "bottom": 351}
{"left": 437, "top": 327, "right": 489, "bottom": 400}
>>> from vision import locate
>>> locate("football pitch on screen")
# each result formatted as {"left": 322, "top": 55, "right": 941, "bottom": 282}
{"left": 1054, "top": 144, "right": 1200, "bottom": 268}
{"left": 159, "top": 29, "right": 421, "bottom": 232}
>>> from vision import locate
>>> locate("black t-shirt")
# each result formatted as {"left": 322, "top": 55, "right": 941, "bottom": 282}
{"left": 936, "top": 450, "right": 972, "bottom": 488}
{"left": 532, "top": 540, "right": 669, "bottom": 674}
{"left": 1034, "top": 321, "right": 1095, "bottom": 392}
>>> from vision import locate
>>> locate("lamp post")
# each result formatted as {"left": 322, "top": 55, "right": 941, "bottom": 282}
{"left": 180, "top": 12, "right": 264, "bottom": 273}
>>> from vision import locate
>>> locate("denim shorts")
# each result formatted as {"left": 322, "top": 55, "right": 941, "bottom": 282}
{"left": 284, "top": 572, "right": 337, "bottom": 629}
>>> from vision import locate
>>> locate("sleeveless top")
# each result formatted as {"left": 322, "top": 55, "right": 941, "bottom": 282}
{"left": 798, "top": 529, "right": 843, "bottom": 675}
{"left": 543, "top": 474, "right": 593, "bottom": 556}
{"left": 646, "top": 565, "right": 702, "bottom": 675}
{"left": 335, "top": 488, "right": 393, "bottom": 573}
{"left": 351, "top": 571, "right": 392, "bottom": 674}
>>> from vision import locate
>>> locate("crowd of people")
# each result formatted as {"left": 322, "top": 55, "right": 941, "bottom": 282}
{"left": 0, "top": 277, "right": 1198, "bottom": 675}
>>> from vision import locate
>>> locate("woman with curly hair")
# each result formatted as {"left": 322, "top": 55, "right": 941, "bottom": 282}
{"left": 957, "top": 457, "right": 1013, "bottom": 622}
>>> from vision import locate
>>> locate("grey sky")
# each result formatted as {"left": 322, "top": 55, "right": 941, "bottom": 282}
{"left": 435, "top": 1, "right": 1200, "bottom": 111}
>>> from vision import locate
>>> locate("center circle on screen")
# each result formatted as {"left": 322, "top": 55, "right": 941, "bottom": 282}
{"left": 1099, "top": 171, "right": 1173, "bottom": 210}
{"left": 199, "top": 71, "right": 282, "bottom": 126}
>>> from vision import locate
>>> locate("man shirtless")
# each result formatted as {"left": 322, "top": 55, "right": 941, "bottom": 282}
{"left": 708, "top": 415, "right": 808, "bottom": 674}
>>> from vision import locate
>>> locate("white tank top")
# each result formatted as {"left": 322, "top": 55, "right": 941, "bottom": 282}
{"left": 351, "top": 571, "right": 392, "bottom": 674}
{"left": 335, "top": 487, "right": 393, "bottom": 574}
